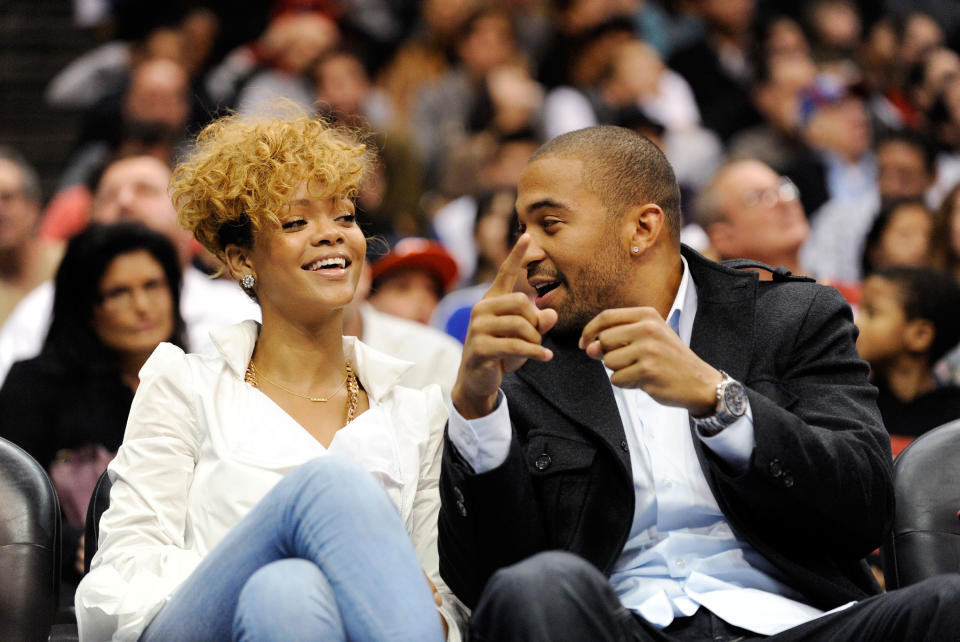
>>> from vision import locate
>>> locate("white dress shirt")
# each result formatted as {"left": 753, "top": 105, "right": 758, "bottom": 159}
{"left": 76, "top": 321, "right": 464, "bottom": 642}
{"left": 449, "top": 257, "right": 849, "bottom": 634}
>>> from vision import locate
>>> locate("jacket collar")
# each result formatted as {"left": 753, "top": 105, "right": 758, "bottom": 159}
{"left": 209, "top": 320, "right": 413, "bottom": 404}
{"left": 682, "top": 244, "right": 757, "bottom": 384}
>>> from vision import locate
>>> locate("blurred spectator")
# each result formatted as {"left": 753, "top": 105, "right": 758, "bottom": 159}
{"left": 468, "top": 60, "right": 544, "bottom": 140}
{"left": 669, "top": 0, "right": 762, "bottom": 142}
{"left": 541, "top": 16, "right": 635, "bottom": 139}
{"left": 430, "top": 131, "right": 538, "bottom": 282}
{"left": 59, "top": 57, "right": 192, "bottom": 190}
{"left": 860, "top": 197, "right": 934, "bottom": 277}
{"left": 413, "top": 7, "right": 521, "bottom": 181}
{"left": 802, "top": 0, "right": 862, "bottom": 66}
{"left": 784, "top": 72, "right": 875, "bottom": 216}
{"left": 235, "top": 12, "right": 340, "bottom": 116}
{"left": 432, "top": 187, "right": 517, "bottom": 342}
{"left": 377, "top": 0, "right": 478, "bottom": 125}
{"left": 855, "top": 266, "right": 960, "bottom": 453}
{"left": 0, "top": 148, "right": 63, "bottom": 324}
{"left": 0, "top": 222, "right": 187, "bottom": 583}
{"left": 46, "top": 7, "right": 220, "bottom": 120}
{"left": 929, "top": 73, "right": 960, "bottom": 202}
{"left": 342, "top": 262, "right": 462, "bottom": 402}
{"left": 0, "top": 155, "right": 260, "bottom": 386}
{"left": 368, "top": 237, "right": 458, "bottom": 325}
{"left": 537, "top": 0, "right": 621, "bottom": 89}
{"left": 314, "top": 48, "right": 393, "bottom": 129}
{"left": 694, "top": 160, "right": 809, "bottom": 278}
{"left": 728, "top": 44, "right": 818, "bottom": 172}
{"left": 930, "top": 182, "right": 960, "bottom": 285}
{"left": 803, "top": 129, "right": 937, "bottom": 282}
{"left": 598, "top": 38, "right": 722, "bottom": 190}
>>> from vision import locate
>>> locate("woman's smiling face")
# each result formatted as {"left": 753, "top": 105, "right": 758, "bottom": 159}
{"left": 246, "top": 180, "right": 366, "bottom": 317}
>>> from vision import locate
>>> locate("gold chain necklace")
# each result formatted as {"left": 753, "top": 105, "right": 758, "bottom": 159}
{"left": 245, "top": 359, "right": 360, "bottom": 424}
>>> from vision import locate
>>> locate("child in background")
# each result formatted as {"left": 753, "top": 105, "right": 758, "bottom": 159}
{"left": 855, "top": 266, "right": 960, "bottom": 454}
{"left": 860, "top": 198, "right": 934, "bottom": 276}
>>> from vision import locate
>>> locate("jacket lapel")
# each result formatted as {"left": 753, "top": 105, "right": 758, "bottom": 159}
{"left": 515, "top": 337, "right": 632, "bottom": 478}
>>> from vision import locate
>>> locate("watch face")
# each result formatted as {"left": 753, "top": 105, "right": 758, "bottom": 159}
{"left": 723, "top": 381, "right": 748, "bottom": 416}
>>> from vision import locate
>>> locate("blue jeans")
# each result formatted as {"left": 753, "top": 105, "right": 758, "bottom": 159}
{"left": 140, "top": 457, "right": 445, "bottom": 642}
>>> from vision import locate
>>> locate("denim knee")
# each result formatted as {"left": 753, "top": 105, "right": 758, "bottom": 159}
{"left": 280, "top": 457, "right": 394, "bottom": 515}
{"left": 234, "top": 558, "right": 343, "bottom": 642}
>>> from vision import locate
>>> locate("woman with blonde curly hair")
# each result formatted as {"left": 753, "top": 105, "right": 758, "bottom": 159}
{"left": 75, "top": 113, "right": 463, "bottom": 641}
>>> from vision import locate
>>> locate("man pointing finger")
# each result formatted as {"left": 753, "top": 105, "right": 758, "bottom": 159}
{"left": 439, "top": 126, "right": 960, "bottom": 642}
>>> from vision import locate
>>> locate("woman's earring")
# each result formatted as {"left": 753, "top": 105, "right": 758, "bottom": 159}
{"left": 241, "top": 274, "right": 256, "bottom": 289}
{"left": 631, "top": 246, "right": 640, "bottom": 254}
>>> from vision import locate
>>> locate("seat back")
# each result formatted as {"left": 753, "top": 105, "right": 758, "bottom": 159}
{"left": 0, "top": 437, "right": 61, "bottom": 641}
{"left": 882, "top": 420, "right": 960, "bottom": 589}
{"left": 83, "top": 470, "right": 113, "bottom": 574}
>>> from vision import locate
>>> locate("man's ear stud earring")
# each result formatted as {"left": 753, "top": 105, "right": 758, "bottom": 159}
{"left": 241, "top": 274, "right": 256, "bottom": 289}
{"left": 631, "top": 246, "right": 640, "bottom": 254}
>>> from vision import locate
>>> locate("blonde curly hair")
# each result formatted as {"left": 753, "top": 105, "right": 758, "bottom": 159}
{"left": 171, "top": 111, "right": 370, "bottom": 261}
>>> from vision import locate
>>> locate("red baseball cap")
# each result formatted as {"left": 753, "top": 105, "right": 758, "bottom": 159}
{"left": 370, "top": 237, "right": 459, "bottom": 294}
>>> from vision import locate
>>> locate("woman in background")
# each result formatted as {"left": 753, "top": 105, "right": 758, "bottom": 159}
{"left": 0, "top": 221, "right": 186, "bottom": 582}
{"left": 930, "top": 181, "right": 960, "bottom": 285}
{"left": 76, "top": 112, "right": 462, "bottom": 641}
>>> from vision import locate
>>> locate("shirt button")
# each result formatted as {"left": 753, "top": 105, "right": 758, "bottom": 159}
{"left": 675, "top": 558, "right": 686, "bottom": 568}
{"left": 620, "top": 440, "right": 628, "bottom": 452}
{"left": 663, "top": 480, "right": 673, "bottom": 489}
{"left": 535, "top": 453, "right": 552, "bottom": 471}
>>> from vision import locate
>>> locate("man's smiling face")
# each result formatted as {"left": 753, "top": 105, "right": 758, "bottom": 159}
{"left": 515, "top": 155, "right": 633, "bottom": 335}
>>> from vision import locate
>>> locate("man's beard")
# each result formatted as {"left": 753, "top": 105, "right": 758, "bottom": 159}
{"left": 543, "top": 257, "right": 629, "bottom": 340}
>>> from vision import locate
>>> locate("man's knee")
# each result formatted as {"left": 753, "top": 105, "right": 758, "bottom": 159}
{"left": 480, "top": 551, "right": 610, "bottom": 610}
{"left": 905, "top": 574, "right": 960, "bottom": 613}
{"left": 472, "top": 551, "right": 628, "bottom": 641}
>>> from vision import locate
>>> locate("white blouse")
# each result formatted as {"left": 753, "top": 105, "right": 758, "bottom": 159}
{"left": 75, "top": 320, "right": 465, "bottom": 641}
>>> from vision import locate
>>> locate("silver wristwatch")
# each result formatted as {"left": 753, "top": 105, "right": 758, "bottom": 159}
{"left": 694, "top": 371, "right": 747, "bottom": 437}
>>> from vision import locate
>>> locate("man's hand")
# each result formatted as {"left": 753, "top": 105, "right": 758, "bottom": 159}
{"left": 579, "top": 307, "right": 722, "bottom": 416}
{"left": 452, "top": 234, "right": 558, "bottom": 419}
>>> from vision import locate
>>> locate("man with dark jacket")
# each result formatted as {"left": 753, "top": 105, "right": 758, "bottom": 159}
{"left": 439, "top": 125, "right": 960, "bottom": 641}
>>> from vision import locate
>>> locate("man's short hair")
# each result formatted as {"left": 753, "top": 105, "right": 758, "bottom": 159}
{"left": 0, "top": 146, "right": 42, "bottom": 203}
{"left": 872, "top": 266, "right": 960, "bottom": 363}
{"left": 529, "top": 126, "right": 682, "bottom": 237}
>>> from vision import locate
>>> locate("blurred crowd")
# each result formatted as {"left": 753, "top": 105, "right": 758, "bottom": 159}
{"left": 4, "top": 0, "right": 960, "bottom": 552}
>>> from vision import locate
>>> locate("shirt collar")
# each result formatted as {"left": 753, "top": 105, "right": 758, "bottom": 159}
{"left": 209, "top": 320, "right": 413, "bottom": 403}
{"left": 668, "top": 255, "right": 698, "bottom": 347}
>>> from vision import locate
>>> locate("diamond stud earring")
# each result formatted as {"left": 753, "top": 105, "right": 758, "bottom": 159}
{"left": 241, "top": 274, "right": 256, "bottom": 289}
{"left": 631, "top": 246, "right": 640, "bottom": 254}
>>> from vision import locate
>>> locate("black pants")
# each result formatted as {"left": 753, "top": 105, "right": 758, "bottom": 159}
{"left": 469, "top": 551, "right": 960, "bottom": 642}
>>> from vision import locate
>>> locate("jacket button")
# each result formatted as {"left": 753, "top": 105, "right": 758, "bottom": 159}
{"left": 769, "top": 459, "right": 783, "bottom": 478}
{"left": 783, "top": 474, "right": 794, "bottom": 488}
{"left": 535, "top": 453, "right": 552, "bottom": 470}
{"left": 620, "top": 440, "right": 628, "bottom": 452}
